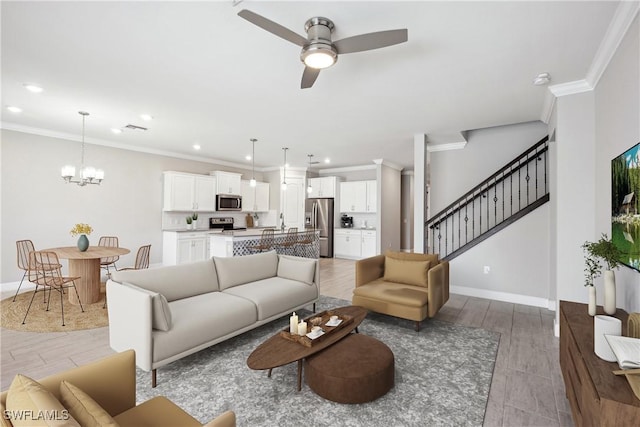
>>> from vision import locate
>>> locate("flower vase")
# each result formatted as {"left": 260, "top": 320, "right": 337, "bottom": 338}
{"left": 588, "top": 286, "right": 596, "bottom": 316}
{"left": 77, "top": 234, "right": 89, "bottom": 252}
{"left": 603, "top": 270, "right": 616, "bottom": 315}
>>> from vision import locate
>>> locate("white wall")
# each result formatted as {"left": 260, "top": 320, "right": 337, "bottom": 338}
{"left": 0, "top": 129, "right": 258, "bottom": 282}
{"left": 429, "top": 121, "right": 549, "bottom": 215}
{"left": 401, "top": 172, "right": 414, "bottom": 251}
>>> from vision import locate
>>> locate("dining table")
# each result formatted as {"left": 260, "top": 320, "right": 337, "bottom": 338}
{"left": 44, "top": 246, "right": 130, "bottom": 305}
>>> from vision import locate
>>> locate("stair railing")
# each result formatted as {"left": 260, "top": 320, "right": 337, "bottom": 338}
{"left": 425, "top": 136, "right": 549, "bottom": 260}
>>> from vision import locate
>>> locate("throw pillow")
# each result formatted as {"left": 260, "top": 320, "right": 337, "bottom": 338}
{"left": 383, "top": 257, "right": 430, "bottom": 287}
{"left": 385, "top": 249, "right": 439, "bottom": 266}
{"left": 152, "top": 293, "right": 172, "bottom": 332}
{"left": 59, "top": 381, "right": 118, "bottom": 427}
{"left": 5, "top": 374, "right": 81, "bottom": 427}
{"left": 214, "top": 250, "right": 278, "bottom": 290}
{"left": 277, "top": 255, "right": 316, "bottom": 285}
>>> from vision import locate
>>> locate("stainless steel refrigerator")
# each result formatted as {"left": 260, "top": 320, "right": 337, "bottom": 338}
{"left": 305, "top": 198, "right": 334, "bottom": 257}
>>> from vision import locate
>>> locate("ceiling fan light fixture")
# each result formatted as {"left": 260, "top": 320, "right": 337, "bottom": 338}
{"left": 301, "top": 44, "right": 337, "bottom": 69}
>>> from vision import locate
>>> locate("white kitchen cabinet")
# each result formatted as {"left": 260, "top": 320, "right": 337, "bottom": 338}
{"left": 163, "top": 231, "right": 210, "bottom": 265}
{"left": 340, "top": 181, "right": 366, "bottom": 213}
{"left": 308, "top": 176, "right": 339, "bottom": 198}
{"left": 163, "top": 172, "right": 216, "bottom": 211}
{"left": 340, "top": 180, "right": 377, "bottom": 213}
{"left": 241, "top": 180, "right": 270, "bottom": 212}
{"left": 365, "top": 180, "right": 377, "bottom": 213}
{"left": 361, "top": 230, "right": 377, "bottom": 258}
{"left": 212, "top": 171, "right": 242, "bottom": 195}
{"left": 334, "top": 229, "right": 377, "bottom": 259}
{"left": 334, "top": 229, "right": 363, "bottom": 259}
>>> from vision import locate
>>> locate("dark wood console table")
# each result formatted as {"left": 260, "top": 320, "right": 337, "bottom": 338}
{"left": 559, "top": 301, "right": 640, "bottom": 426}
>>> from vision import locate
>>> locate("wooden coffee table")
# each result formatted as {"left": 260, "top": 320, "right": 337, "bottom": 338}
{"left": 247, "top": 305, "right": 367, "bottom": 391}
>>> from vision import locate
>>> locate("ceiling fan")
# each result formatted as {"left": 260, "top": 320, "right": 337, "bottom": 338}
{"left": 237, "top": 9, "right": 408, "bottom": 89}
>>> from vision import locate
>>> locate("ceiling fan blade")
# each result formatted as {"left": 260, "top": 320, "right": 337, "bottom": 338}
{"left": 334, "top": 29, "right": 408, "bottom": 54}
{"left": 237, "top": 10, "right": 307, "bottom": 47}
{"left": 301, "top": 67, "right": 320, "bottom": 89}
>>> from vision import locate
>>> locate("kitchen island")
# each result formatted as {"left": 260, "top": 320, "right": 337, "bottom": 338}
{"left": 210, "top": 228, "right": 319, "bottom": 258}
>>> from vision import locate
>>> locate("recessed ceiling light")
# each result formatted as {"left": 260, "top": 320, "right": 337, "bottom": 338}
{"left": 245, "top": 155, "right": 252, "bottom": 161}
{"left": 324, "top": 158, "right": 331, "bottom": 164}
{"left": 111, "top": 128, "right": 122, "bottom": 134}
{"left": 193, "top": 144, "right": 201, "bottom": 150}
{"left": 140, "top": 114, "right": 153, "bottom": 121}
{"left": 533, "top": 72, "right": 551, "bottom": 86}
{"left": 23, "top": 84, "right": 43, "bottom": 93}
{"left": 7, "top": 106, "right": 22, "bottom": 113}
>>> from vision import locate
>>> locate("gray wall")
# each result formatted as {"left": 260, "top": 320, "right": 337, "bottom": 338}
{"left": 0, "top": 129, "right": 258, "bottom": 282}
{"left": 429, "top": 121, "right": 549, "bottom": 215}
{"left": 378, "top": 163, "right": 401, "bottom": 252}
{"left": 401, "top": 173, "right": 414, "bottom": 251}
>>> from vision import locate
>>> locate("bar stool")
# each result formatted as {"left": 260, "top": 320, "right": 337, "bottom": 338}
{"left": 248, "top": 229, "right": 275, "bottom": 253}
{"left": 276, "top": 227, "right": 298, "bottom": 255}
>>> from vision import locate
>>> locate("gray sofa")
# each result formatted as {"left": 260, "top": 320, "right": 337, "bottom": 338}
{"left": 107, "top": 251, "right": 319, "bottom": 386}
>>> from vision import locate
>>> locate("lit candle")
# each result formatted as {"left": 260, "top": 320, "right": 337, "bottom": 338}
{"left": 290, "top": 312, "right": 298, "bottom": 335}
{"left": 298, "top": 321, "right": 307, "bottom": 336}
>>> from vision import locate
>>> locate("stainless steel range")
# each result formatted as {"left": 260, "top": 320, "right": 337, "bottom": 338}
{"left": 209, "top": 217, "right": 246, "bottom": 231}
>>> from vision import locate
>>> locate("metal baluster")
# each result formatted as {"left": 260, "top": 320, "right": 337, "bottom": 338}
{"left": 493, "top": 178, "right": 498, "bottom": 227}
{"left": 502, "top": 171, "right": 505, "bottom": 223}
{"left": 464, "top": 199, "right": 469, "bottom": 245}
{"left": 544, "top": 143, "right": 548, "bottom": 194}
{"left": 479, "top": 189, "right": 482, "bottom": 234}
{"left": 472, "top": 192, "right": 475, "bottom": 239}
{"left": 526, "top": 154, "right": 530, "bottom": 204}
{"left": 486, "top": 184, "right": 489, "bottom": 232}
{"left": 518, "top": 159, "right": 521, "bottom": 211}
{"left": 444, "top": 211, "right": 448, "bottom": 257}
{"left": 535, "top": 149, "right": 539, "bottom": 200}
{"left": 510, "top": 166, "right": 513, "bottom": 216}
{"left": 457, "top": 203, "right": 461, "bottom": 250}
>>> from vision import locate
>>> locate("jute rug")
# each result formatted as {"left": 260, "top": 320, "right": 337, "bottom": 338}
{"left": 0, "top": 289, "right": 108, "bottom": 332}
{"left": 137, "top": 296, "right": 500, "bottom": 427}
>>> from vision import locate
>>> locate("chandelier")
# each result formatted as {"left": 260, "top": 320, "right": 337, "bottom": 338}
{"left": 61, "top": 111, "right": 104, "bottom": 186}
{"left": 249, "top": 138, "right": 257, "bottom": 187}
{"left": 281, "top": 147, "right": 289, "bottom": 190}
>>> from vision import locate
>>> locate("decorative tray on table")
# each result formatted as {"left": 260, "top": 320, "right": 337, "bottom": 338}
{"left": 279, "top": 310, "right": 353, "bottom": 347}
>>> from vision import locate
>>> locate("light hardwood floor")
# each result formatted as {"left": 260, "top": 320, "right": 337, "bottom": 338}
{"left": 1, "top": 258, "right": 572, "bottom": 426}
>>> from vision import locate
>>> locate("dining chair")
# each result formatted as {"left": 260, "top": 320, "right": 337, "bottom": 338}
{"left": 103, "top": 244, "right": 150, "bottom": 308}
{"left": 248, "top": 228, "right": 275, "bottom": 253}
{"left": 23, "top": 251, "right": 84, "bottom": 327}
{"left": 276, "top": 227, "right": 298, "bottom": 255}
{"left": 120, "top": 244, "right": 151, "bottom": 271}
{"left": 99, "top": 236, "right": 120, "bottom": 278}
{"left": 14, "top": 240, "right": 61, "bottom": 302}
{"left": 295, "top": 229, "right": 316, "bottom": 257}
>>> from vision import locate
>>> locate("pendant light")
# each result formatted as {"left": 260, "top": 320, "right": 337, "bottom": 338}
{"left": 307, "top": 154, "right": 314, "bottom": 194}
{"left": 249, "top": 138, "right": 257, "bottom": 187}
{"left": 281, "top": 147, "right": 289, "bottom": 191}
{"left": 61, "top": 111, "right": 104, "bottom": 186}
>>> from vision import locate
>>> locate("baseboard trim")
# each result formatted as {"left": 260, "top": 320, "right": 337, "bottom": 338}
{"left": 450, "top": 285, "right": 554, "bottom": 310}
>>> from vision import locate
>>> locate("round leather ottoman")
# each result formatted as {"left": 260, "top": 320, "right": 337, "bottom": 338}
{"left": 304, "top": 333, "right": 394, "bottom": 404}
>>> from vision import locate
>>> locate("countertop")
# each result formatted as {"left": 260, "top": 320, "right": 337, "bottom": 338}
{"left": 335, "top": 227, "right": 377, "bottom": 231}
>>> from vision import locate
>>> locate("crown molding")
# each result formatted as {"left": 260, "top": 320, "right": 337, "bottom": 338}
{"left": 585, "top": 1, "right": 640, "bottom": 88}
{"left": 540, "top": 90, "right": 557, "bottom": 124}
{"left": 426, "top": 141, "right": 467, "bottom": 152}
{"left": 539, "top": 2, "right": 639, "bottom": 120}
{"left": 1, "top": 121, "right": 266, "bottom": 172}
{"left": 318, "top": 164, "right": 376, "bottom": 174}
{"left": 372, "top": 158, "right": 403, "bottom": 171}
{"left": 548, "top": 79, "right": 593, "bottom": 97}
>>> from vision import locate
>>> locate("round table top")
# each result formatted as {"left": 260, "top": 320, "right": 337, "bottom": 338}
{"left": 44, "top": 246, "right": 130, "bottom": 260}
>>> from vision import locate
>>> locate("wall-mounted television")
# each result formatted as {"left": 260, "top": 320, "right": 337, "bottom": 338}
{"left": 611, "top": 142, "right": 640, "bottom": 271}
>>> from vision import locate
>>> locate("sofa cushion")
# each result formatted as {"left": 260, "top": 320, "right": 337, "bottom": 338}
{"left": 353, "top": 279, "right": 429, "bottom": 308}
{"left": 385, "top": 250, "right": 439, "bottom": 266}
{"left": 113, "top": 396, "right": 201, "bottom": 427}
{"left": 111, "top": 260, "right": 218, "bottom": 301}
{"left": 383, "top": 257, "right": 430, "bottom": 287}
{"left": 119, "top": 283, "right": 172, "bottom": 331}
{"left": 214, "top": 251, "right": 278, "bottom": 290}
{"left": 59, "top": 381, "right": 118, "bottom": 427}
{"left": 277, "top": 255, "right": 316, "bottom": 285}
{"left": 5, "top": 374, "right": 81, "bottom": 427}
{"left": 223, "top": 277, "right": 318, "bottom": 321}
{"left": 152, "top": 292, "right": 257, "bottom": 362}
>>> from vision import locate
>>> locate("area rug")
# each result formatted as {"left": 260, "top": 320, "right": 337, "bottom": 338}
{"left": 137, "top": 296, "right": 500, "bottom": 427}
{"left": 0, "top": 289, "right": 108, "bottom": 332}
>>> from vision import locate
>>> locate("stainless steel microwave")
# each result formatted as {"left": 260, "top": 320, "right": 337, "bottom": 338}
{"left": 216, "top": 194, "right": 242, "bottom": 211}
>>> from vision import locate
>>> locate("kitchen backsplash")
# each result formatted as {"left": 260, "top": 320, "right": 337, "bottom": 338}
{"left": 162, "top": 210, "right": 278, "bottom": 230}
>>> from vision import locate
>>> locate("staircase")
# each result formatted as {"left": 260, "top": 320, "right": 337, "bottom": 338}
{"left": 425, "top": 136, "right": 549, "bottom": 260}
